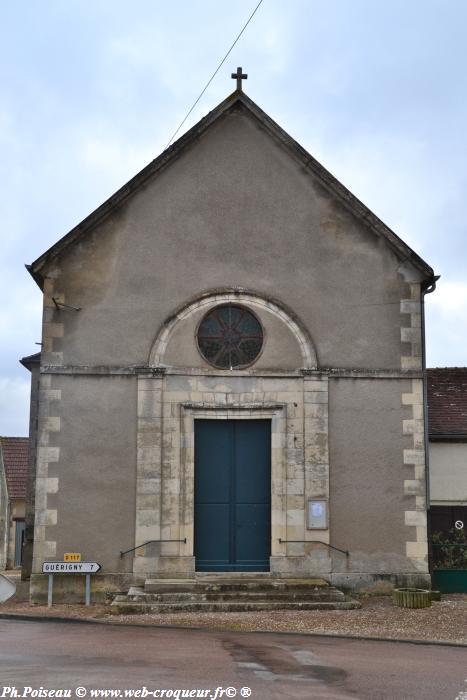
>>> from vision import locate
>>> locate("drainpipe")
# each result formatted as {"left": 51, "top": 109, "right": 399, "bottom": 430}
{"left": 421, "top": 273, "right": 440, "bottom": 572}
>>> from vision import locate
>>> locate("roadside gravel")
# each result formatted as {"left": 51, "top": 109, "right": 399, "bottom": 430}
{"left": 1, "top": 595, "right": 466, "bottom": 644}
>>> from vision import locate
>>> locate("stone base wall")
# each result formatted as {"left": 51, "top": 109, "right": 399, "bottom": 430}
{"left": 29, "top": 569, "right": 433, "bottom": 603}
{"left": 329, "top": 572, "right": 432, "bottom": 595}
{"left": 29, "top": 573, "right": 145, "bottom": 605}
{"left": 133, "top": 555, "right": 195, "bottom": 578}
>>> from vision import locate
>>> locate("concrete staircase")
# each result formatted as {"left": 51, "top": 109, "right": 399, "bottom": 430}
{"left": 110, "top": 574, "right": 360, "bottom": 614}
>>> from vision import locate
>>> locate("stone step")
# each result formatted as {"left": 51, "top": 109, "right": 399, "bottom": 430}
{"left": 117, "top": 589, "right": 345, "bottom": 604}
{"left": 110, "top": 599, "right": 361, "bottom": 615}
{"left": 111, "top": 576, "right": 358, "bottom": 614}
{"left": 143, "top": 577, "right": 331, "bottom": 594}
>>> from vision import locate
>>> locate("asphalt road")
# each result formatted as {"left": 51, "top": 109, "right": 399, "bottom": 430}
{"left": 0, "top": 619, "right": 466, "bottom": 700}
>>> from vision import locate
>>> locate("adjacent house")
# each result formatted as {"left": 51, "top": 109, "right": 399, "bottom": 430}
{"left": 0, "top": 448, "right": 7, "bottom": 570}
{"left": 428, "top": 367, "right": 467, "bottom": 532}
{"left": 0, "top": 437, "right": 28, "bottom": 569}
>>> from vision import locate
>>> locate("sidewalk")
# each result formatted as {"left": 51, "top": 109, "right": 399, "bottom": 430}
{"left": 1, "top": 594, "right": 466, "bottom": 645}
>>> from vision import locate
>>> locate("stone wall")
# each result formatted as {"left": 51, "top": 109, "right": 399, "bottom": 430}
{"left": 133, "top": 371, "right": 330, "bottom": 577}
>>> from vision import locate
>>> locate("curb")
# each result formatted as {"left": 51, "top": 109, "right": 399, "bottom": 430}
{"left": 0, "top": 612, "right": 466, "bottom": 648}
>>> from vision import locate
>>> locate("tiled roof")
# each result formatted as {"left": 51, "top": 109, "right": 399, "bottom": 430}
{"left": 427, "top": 368, "right": 467, "bottom": 438}
{"left": 0, "top": 437, "right": 28, "bottom": 499}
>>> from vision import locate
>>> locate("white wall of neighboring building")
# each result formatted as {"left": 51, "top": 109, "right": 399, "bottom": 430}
{"left": 430, "top": 442, "right": 467, "bottom": 504}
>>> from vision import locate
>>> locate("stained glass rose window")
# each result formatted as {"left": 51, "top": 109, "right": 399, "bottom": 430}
{"left": 197, "top": 304, "right": 263, "bottom": 369}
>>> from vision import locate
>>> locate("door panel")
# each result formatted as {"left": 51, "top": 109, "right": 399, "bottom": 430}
{"left": 195, "top": 504, "right": 231, "bottom": 568}
{"left": 235, "top": 503, "right": 271, "bottom": 568}
{"left": 194, "top": 419, "right": 271, "bottom": 571}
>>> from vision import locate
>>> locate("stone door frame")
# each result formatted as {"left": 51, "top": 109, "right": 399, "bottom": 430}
{"left": 180, "top": 403, "right": 287, "bottom": 566}
{"left": 133, "top": 371, "right": 331, "bottom": 577}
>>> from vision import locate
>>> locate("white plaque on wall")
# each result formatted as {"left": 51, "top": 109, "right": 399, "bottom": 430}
{"left": 307, "top": 499, "right": 328, "bottom": 529}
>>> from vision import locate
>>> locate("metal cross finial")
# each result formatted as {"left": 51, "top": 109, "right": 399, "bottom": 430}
{"left": 231, "top": 66, "right": 248, "bottom": 91}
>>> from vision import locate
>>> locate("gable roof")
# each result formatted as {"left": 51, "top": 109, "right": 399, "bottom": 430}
{"left": 427, "top": 368, "right": 467, "bottom": 439}
{"left": 0, "top": 437, "right": 28, "bottom": 499}
{"left": 27, "top": 90, "right": 435, "bottom": 289}
{"left": 19, "top": 351, "right": 41, "bottom": 371}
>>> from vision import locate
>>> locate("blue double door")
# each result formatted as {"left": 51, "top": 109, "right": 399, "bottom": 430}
{"left": 194, "top": 420, "right": 271, "bottom": 572}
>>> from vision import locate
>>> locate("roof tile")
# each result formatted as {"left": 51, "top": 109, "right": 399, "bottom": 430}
{"left": 0, "top": 437, "right": 28, "bottom": 499}
{"left": 427, "top": 368, "right": 467, "bottom": 437}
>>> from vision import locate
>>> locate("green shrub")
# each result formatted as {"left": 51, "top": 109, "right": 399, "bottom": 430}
{"left": 431, "top": 528, "right": 467, "bottom": 569}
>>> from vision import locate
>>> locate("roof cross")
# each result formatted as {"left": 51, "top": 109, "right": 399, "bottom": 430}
{"left": 231, "top": 66, "right": 248, "bottom": 91}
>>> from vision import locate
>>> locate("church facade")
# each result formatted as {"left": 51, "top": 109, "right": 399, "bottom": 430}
{"left": 23, "top": 86, "right": 437, "bottom": 601}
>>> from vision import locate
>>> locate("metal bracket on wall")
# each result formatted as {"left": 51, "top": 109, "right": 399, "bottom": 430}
{"left": 52, "top": 297, "right": 81, "bottom": 311}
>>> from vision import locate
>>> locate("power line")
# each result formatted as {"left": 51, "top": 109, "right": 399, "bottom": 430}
{"left": 164, "top": 0, "right": 264, "bottom": 150}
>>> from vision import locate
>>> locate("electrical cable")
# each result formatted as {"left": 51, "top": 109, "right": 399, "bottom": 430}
{"left": 164, "top": 0, "right": 264, "bottom": 150}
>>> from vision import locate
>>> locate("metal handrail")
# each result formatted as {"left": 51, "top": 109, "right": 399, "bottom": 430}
{"left": 120, "top": 539, "right": 187, "bottom": 558}
{"left": 278, "top": 539, "right": 349, "bottom": 556}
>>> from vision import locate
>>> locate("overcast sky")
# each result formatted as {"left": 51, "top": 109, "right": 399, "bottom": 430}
{"left": 1, "top": 0, "right": 466, "bottom": 436}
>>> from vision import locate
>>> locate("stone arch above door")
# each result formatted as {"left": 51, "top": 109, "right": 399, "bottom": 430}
{"left": 148, "top": 288, "right": 318, "bottom": 370}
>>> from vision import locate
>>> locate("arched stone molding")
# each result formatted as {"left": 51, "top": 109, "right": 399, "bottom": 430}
{"left": 148, "top": 288, "right": 318, "bottom": 369}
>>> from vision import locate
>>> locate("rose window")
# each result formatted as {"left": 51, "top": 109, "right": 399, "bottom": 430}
{"left": 197, "top": 304, "right": 263, "bottom": 369}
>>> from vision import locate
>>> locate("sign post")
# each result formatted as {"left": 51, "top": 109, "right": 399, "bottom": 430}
{"left": 85, "top": 574, "right": 91, "bottom": 606}
{"left": 47, "top": 574, "right": 53, "bottom": 608}
{"left": 42, "top": 562, "right": 101, "bottom": 607}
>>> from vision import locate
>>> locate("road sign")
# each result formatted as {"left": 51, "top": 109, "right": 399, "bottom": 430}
{"left": 64, "top": 553, "right": 81, "bottom": 562}
{"left": 42, "top": 561, "right": 101, "bottom": 574}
